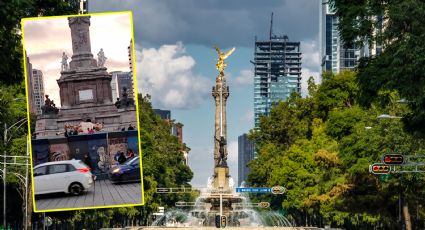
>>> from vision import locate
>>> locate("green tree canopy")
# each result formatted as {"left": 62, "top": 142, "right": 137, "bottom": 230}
{"left": 331, "top": 0, "right": 425, "bottom": 136}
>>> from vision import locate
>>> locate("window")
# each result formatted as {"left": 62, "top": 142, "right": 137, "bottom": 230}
{"left": 48, "top": 164, "right": 68, "bottom": 174}
{"left": 34, "top": 166, "right": 47, "bottom": 176}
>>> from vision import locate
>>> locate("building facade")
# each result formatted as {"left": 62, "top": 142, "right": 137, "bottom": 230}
{"left": 320, "top": 0, "right": 383, "bottom": 73}
{"left": 153, "top": 109, "right": 171, "bottom": 120}
{"left": 31, "top": 69, "right": 45, "bottom": 115}
{"left": 252, "top": 35, "right": 302, "bottom": 126}
{"left": 238, "top": 133, "right": 255, "bottom": 186}
{"left": 110, "top": 71, "right": 134, "bottom": 102}
{"left": 25, "top": 52, "right": 36, "bottom": 115}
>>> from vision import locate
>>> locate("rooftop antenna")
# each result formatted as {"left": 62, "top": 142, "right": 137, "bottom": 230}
{"left": 269, "top": 12, "right": 274, "bottom": 39}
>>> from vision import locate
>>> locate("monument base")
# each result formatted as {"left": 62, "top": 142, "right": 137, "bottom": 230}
{"left": 213, "top": 166, "right": 230, "bottom": 190}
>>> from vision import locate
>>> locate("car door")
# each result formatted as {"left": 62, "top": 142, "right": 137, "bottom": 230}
{"left": 33, "top": 166, "right": 48, "bottom": 194}
{"left": 46, "top": 164, "right": 69, "bottom": 193}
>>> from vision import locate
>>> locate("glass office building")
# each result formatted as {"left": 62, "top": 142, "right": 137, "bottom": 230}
{"left": 252, "top": 35, "right": 301, "bottom": 126}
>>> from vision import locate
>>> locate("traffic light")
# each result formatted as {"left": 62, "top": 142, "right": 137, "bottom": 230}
{"left": 220, "top": 215, "right": 227, "bottom": 228}
{"left": 382, "top": 154, "right": 404, "bottom": 165}
{"left": 215, "top": 215, "right": 220, "bottom": 228}
{"left": 370, "top": 163, "right": 391, "bottom": 174}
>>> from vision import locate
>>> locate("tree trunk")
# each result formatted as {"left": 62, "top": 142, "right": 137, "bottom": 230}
{"left": 403, "top": 201, "right": 411, "bottom": 230}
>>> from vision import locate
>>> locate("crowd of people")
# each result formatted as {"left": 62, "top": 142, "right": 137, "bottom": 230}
{"left": 114, "top": 148, "right": 136, "bottom": 164}
{"left": 63, "top": 121, "right": 103, "bottom": 137}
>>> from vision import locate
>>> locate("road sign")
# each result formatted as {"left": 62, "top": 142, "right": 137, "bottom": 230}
{"left": 271, "top": 186, "right": 286, "bottom": 194}
{"left": 258, "top": 202, "right": 270, "bottom": 208}
{"left": 236, "top": 187, "right": 271, "bottom": 193}
{"left": 370, "top": 163, "right": 391, "bottom": 174}
{"left": 382, "top": 154, "right": 404, "bottom": 165}
{"left": 156, "top": 188, "right": 171, "bottom": 193}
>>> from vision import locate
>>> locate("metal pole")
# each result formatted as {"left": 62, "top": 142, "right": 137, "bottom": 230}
{"left": 219, "top": 83, "right": 223, "bottom": 137}
{"left": 220, "top": 193, "right": 222, "bottom": 218}
{"left": 43, "top": 213, "right": 45, "bottom": 230}
{"left": 24, "top": 135, "right": 29, "bottom": 230}
{"left": 3, "top": 123, "right": 7, "bottom": 230}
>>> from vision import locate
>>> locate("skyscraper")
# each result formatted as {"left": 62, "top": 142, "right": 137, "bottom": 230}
{"left": 319, "top": 0, "right": 382, "bottom": 73}
{"left": 25, "top": 52, "right": 36, "bottom": 115}
{"left": 31, "top": 69, "right": 45, "bottom": 115}
{"left": 238, "top": 133, "right": 255, "bottom": 186}
{"left": 252, "top": 14, "right": 302, "bottom": 126}
{"left": 110, "top": 71, "right": 134, "bottom": 102}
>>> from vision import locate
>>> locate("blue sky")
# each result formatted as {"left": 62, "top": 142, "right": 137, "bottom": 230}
{"left": 90, "top": 0, "right": 321, "bottom": 187}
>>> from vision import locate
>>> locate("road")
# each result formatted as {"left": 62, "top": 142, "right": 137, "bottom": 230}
{"left": 35, "top": 179, "right": 142, "bottom": 211}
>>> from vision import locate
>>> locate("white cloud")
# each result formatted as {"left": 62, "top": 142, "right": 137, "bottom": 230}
{"left": 300, "top": 39, "right": 321, "bottom": 97}
{"left": 234, "top": 69, "right": 253, "bottom": 86}
{"left": 137, "top": 42, "right": 211, "bottom": 109}
{"left": 301, "top": 68, "right": 321, "bottom": 97}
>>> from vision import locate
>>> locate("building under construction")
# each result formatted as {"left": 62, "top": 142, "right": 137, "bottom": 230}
{"left": 252, "top": 14, "right": 302, "bottom": 126}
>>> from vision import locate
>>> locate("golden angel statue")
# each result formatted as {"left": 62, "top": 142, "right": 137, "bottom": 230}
{"left": 215, "top": 46, "right": 236, "bottom": 73}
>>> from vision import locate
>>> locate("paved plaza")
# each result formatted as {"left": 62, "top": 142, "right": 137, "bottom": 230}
{"left": 35, "top": 179, "right": 142, "bottom": 211}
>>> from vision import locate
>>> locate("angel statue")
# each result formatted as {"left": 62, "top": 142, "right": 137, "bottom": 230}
{"left": 214, "top": 46, "right": 236, "bottom": 74}
{"left": 97, "top": 48, "right": 107, "bottom": 67}
{"left": 61, "top": 52, "right": 68, "bottom": 71}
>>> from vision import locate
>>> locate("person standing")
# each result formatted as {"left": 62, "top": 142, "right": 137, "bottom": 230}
{"left": 118, "top": 151, "right": 126, "bottom": 164}
{"left": 83, "top": 153, "right": 93, "bottom": 169}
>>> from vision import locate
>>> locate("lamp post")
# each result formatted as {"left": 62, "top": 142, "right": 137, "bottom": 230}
{"left": 377, "top": 114, "right": 409, "bottom": 230}
{"left": 2, "top": 117, "right": 28, "bottom": 229}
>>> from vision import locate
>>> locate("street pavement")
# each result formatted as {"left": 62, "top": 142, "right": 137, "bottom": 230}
{"left": 35, "top": 179, "right": 142, "bottom": 211}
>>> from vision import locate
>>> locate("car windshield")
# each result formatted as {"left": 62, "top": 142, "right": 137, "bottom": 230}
{"left": 124, "top": 157, "right": 139, "bottom": 166}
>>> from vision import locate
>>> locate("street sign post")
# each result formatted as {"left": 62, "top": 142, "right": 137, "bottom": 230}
{"left": 236, "top": 186, "right": 286, "bottom": 194}
{"left": 235, "top": 187, "right": 271, "bottom": 193}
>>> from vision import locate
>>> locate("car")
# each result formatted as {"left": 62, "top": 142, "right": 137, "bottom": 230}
{"left": 33, "top": 159, "right": 94, "bottom": 196}
{"left": 109, "top": 156, "right": 141, "bottom": 183}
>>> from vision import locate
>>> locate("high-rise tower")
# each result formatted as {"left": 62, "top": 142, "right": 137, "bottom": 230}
{"left": 252, "top": 14, "right": 302, "bottom": 126}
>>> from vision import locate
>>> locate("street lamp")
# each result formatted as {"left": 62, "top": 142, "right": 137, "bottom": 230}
{"left": 376, "top": 114, "right": 408, "bottom": 230}
{"left": 377, "top": 114, "right": 402, "bottom": 119}
{"left": 2, "top": 117, "right": 28, "bottom": 229}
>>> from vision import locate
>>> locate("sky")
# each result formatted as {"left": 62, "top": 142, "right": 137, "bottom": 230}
{"left": 88, "top": 0, "right": 322, "bottom": 187}
{"left": 23, "top": 13, "right": 132, "bottom": 106}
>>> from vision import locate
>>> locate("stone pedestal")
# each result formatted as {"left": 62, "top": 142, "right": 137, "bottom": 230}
{"left": 213, "top": 166, "right": 230, "bottom": 191}
{"left": 36, "top": 115, "right": 59, "bottom": 137}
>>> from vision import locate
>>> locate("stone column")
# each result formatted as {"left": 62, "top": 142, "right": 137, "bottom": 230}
{"left": 212, "top": 74, "right": 229, "bottom": 167}
{"left": 67, "top": 16, "right": 98, "bottom": 70}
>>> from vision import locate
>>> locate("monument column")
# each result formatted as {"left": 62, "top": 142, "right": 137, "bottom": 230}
{"left": 67, "top": 16, "right": 98, "bottom": 70}
{"left": 211, "top": 47, "right": 235, "bottom": 190}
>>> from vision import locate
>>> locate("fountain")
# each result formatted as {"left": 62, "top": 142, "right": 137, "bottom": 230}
{"left": 148, "top": 47, "right": 295, "bottom": 229}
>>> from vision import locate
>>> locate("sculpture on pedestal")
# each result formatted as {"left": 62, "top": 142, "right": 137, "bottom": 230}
{"left": 97, "top": 48, "right": 107, "bottom": 67}
{"left": 115, "top": 87, "right": 135, "bottom": 109}
{"left": 41, "top": 95, "right": 59, "bottom": 115}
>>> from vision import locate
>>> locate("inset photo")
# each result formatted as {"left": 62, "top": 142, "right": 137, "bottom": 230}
{"left": 21, "top": 11, "right": 143, "bottom": 212}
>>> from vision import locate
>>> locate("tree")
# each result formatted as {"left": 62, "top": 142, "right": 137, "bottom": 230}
{"left": 248, "top": 70, "right": 425, "bottom": 229}
{"left": 331, "top": 0, "right": 425, "bottom": 136}
{"left": 0, "top": 0, "right": 79, "bottom": 86}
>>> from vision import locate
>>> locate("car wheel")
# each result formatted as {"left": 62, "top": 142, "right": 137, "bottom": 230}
{"left": 69, "top": 182, "right": 84, "bottom": 195}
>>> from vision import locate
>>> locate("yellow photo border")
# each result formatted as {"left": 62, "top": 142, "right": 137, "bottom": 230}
{"left": 21, "top": 11, "right": 145, "bottom": 213}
